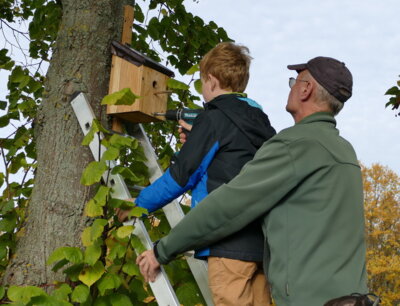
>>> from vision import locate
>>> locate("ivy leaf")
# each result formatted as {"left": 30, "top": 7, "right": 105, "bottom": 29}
{"left": 107, "top": 243, "right": 126, "bottom": 260}
{"left": 51, "top": 258, "right": 69, "bottom": 272}
{"left": 122, "top": 261, "right": 140, "bottom": 276}
{"left": 84, "top": 243, "right": 102, "bottom": 266}
{"left": 81, "top": 227, "right": 93, "bottom": 247}
{"left": 129, "top": 206, "right": 148, "bottom": 218}
{"left": 80, "top": 161, "right": 108, "bottom": 186}
{"left": 85, "top": 199, "right": 103, "bottom": 217}
{"left": 30, "top": 295, "right": 73, "bottom": 306}
{"left": 93, "top": 186, "right": 110, "bottom": 206}
{"left": 71, "top": 284, "right": 90, "bottom": 303}
{"left": 102, "top": 147, "right": 120, "bottom": 161}
{"left": 90, "top": 219, "right": 108, "bottom": 241}
{"left": 194, "top": 79, "right": 202, "bottom": 95}
{"left": 130, "top": 235, "right": 146, "bottom": 254}
{"left": 185, "top": 64, "right": 199, "bottom": 75}
{"left": 51, "top": 284, "right": 72, "bottom": 301}
{"left": 167, "top": 78, "right": 190, "bottom": 90}
{"left": 97, "top": 273, "right": 122, "bottom": 296}
{"left": 101, "top": 88, "right": 139, "bottom": 105}
{"left": 63, "top": 263, "right": 84, "bottom": 282}
{"left": 7, "top": 285, "right": 45, "bottom": 303}
{"left": 116, "top": 225, "right": 134, "bottom": 239}
{"left": 47, "top": 247, "right": 84, "bottom": 265}
{"left": 0, "top": 215, "right": 17, "bottom": 232}
{"left": 109, "top": 133, "right": 134, "bottom": 149}
{"left": 109, "top": 293, "right": 133, "bottom": 306}
{"left": 78, "top": 261, "right": 105, "bottom": 287}
{"left": 0, "top": 286, "right": 5, "bottom": 299}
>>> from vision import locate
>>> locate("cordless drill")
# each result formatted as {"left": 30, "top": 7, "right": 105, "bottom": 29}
{"left": 153, "top": 109, "right": 204, "bottom": 125}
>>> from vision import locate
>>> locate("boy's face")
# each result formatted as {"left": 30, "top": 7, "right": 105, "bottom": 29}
{"left": 201, "top": 76, "right": 213, "bottom": 103}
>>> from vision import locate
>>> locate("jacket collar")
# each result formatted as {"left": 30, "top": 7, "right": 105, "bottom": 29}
{"left": 296, "top": 112, "right": 336, "bottom": 127}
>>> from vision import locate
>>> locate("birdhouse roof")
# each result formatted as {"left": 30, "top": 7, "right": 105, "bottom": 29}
{"left": 111, "top": 41, "right": 175, "bottom": 78}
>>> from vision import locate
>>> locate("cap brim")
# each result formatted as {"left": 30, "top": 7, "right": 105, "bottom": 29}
{"left": 287, "top": 63, "right": 307, "bottom": 72}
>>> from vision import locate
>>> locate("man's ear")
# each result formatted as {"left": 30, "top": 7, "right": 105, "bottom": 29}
{"left": 300, "top": 81, "right": 313, "bottom": 101}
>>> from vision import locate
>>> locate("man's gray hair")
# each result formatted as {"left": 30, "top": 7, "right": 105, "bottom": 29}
{"left": 315, "top": 82, "right": 344, "bottom": 116}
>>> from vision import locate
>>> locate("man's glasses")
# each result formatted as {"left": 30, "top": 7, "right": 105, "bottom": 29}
{"left": 289, "top": 77, "right": 309, "bottom": 88}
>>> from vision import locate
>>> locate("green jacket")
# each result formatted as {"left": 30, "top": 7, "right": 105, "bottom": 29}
{"left": 156, "top": 112, "right": 368, "bottom": 305}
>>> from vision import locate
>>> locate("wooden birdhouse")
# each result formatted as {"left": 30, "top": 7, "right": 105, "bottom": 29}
{"left": 107, "top": 41, "right": 175, "bottom": 123}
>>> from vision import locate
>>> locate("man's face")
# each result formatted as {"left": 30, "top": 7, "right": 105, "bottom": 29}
{"left": 286, "top": 70, "right": 308, "bottom": 115}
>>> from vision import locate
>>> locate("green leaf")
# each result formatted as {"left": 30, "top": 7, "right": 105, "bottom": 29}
{"left": 0, "top": 286, "right": 5, "bottom": 299}
{"left": 7, "top": 285, "right": 45, "bottom": 303}
{"left": 101, "top": 88, "right": 139, "bottom": 105}
{"left": 129, "top": 206, "right": 148, "bottom": 218}
{"left": 194, "top": 79, "right": 202, "bottom": 95}
{"left": 63, "top": 263, "right": 84, "bottom": 282}
{"left": 81, "top": 227, "right": 93, "bottom": 247}
{"left": 51, "top": 284, "right": 72, "bottom": 301}
{"left": 130, "top": 235, "right": 146, "bottom": 254}
{"left": 93, "top": 186, "right": 111, "bottom": 206}
{"left": 90, "top": 219, "right": 108, "bottom": 241}
{"left": 385, "top": 86, "right": 400, "bottom": 95}
{"left": 0, "top": 100, "right": 7, "bottom": 110}
{"left": 79, "top": 261, "right": 105, "bottom": 287}
{"left": 167, "top": 78, "right": 190, "bottom": 90}
{"left": 80, "top": 161, "right": 108, "bottom": 186}
{"left": 30, "top": 294, "right": 73, "bottom": 305}
{"left": 85, "top": 199, "right": 103, "bottom": 217}
{"left": 185, "top": 64, "right": 199, "bottom": 75}
{"left": 51, "top": 258, "right": 69, "bottom": 272}
{"left": 109, "top": 134, "right": 133, "bottom": 148}
{"left": 116, "top": 225, "right": 134, "bottom": 239}
{"left": 97, "top": 273, "right": 122, "bottom": 295}
{"left": 122, "top": 261, "right": 140, "bottom": 276}
{"left": 176, "top": 281, "right": 203, "bottom": 306}
{"left": 101, "top": 147, "right": 119, "bottom": 161}
{"left": 0, "top": 215, "right": 17, "bottom": 232}
{"left": 111, "top": 166, "right": 141, "bottom": 182}
{"left": 109, "top": 293, "right": 133, "bottom": 306}
{"left": 107, "top": 243, "right": 126, "bottom": 260}
{"left": 47, "top": 247, "right": 84, "bottom": 265}
{"left": 84, "top": 243, "right": 102, "bottom": 266}
{"left": 1, "top": 199, "right": 15, "bottom": 214}
{"left": 71, "top": 284, "right": 90, "bottom": 303}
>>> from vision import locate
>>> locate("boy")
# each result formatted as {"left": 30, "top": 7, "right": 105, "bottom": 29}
{"left": 120, "top": 42, "right": 276, "bottom": 305}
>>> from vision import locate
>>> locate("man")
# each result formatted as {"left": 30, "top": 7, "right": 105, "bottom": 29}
{"left": 136, "top": 56, "right": 368, "bottom": 305}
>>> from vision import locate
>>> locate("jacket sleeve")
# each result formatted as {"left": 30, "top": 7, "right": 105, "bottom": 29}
{"left": 135, "top": 112, "right": 220, "bottom": 213}
{"left": 155, "top": 139, "right": 298, "bottom": 264}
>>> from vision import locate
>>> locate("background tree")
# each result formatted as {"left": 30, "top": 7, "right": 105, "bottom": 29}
{"left": 385, "top": 77, "right": 400, "bottom": 116}
{"left": 0, "top": 0, "right": 230, "bottom": 303}
{"left": 362, "top": 163, "right": 400, "bottom": 305}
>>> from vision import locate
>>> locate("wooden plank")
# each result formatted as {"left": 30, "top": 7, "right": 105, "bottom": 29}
{"left": 121, "top": 5, "right": 134, "bottom": 45}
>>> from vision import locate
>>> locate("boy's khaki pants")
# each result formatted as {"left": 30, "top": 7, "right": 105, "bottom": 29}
{"left": 208, "top": 256, "right": 271, "bottom": 306}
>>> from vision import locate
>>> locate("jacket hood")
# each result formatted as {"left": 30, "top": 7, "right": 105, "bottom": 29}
{"left": 206, "top": 94, "right": 276, "bottom": 148}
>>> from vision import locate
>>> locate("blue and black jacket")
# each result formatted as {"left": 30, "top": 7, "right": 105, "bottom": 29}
{"left": 136, "top": 93, "right": 276, "bottom": 261}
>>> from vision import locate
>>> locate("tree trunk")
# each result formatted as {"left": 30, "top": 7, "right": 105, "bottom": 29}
{"left": 3, "top": 0, "right": 130, "bottom": 287}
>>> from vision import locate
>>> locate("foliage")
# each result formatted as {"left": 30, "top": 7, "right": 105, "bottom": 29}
{"left": 384, "top": 77, "right": 400, "bottom": 117}
{"left": 362, "top": 163, "right": 400, "bottom": 306}
{"left": 0, "top": 0, "right": 231, "bottom": 304}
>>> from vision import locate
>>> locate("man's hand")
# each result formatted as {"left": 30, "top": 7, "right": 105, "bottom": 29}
{"left": 136, "top": 250, "right": 161, "bottom": 282}
{"left": 115, "top": 198, "right": 136, "bottom": 222}
{"left": 178, "top": 120, "right": 192, "bottom": 144}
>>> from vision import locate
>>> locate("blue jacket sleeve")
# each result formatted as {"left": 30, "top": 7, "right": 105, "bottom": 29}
{"left": 135, "top": 112, "right": 219, "bottom": 213}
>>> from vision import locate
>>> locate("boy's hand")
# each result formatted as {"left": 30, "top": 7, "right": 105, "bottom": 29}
{"left": 115, "top": 198, "right": 136, "bottom": 222}
{"left": 178, "top": 120, "right": 192, "bottom": 144}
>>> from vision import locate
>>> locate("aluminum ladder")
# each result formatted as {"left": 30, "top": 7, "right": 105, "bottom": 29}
{"left": 71, "top": 92, "right": 212, "bottom": 306}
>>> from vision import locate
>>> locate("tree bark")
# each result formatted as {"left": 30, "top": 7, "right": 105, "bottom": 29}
{"left": 3, "top": 0, "right": 130, "bottom": 287}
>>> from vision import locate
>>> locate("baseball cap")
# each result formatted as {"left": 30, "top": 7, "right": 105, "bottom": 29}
{"left": 287, "top": 56, "right": 353, "bottom": 103}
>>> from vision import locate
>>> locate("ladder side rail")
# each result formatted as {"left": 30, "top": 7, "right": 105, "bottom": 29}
{"left": 134, "top": 124, "right": 213, "bottom": 306}
{"left": 71, "top": 93, "right": 180, "bottom": 306}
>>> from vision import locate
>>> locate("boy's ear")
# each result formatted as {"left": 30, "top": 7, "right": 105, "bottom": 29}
{"left": 208, "top": 74, "right": 220, "bottom": 91}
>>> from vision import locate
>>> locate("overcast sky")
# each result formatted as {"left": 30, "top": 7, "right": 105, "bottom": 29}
{"left": 184, "top": 0, "right": 400, "bottom": 174}
{"left": 1, "top": 0, "right": 400, "bottom": 174}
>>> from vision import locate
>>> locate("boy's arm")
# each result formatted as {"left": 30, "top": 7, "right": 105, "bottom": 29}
{"left": 135, "top": 112, "right": 219, "bottom": 213}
